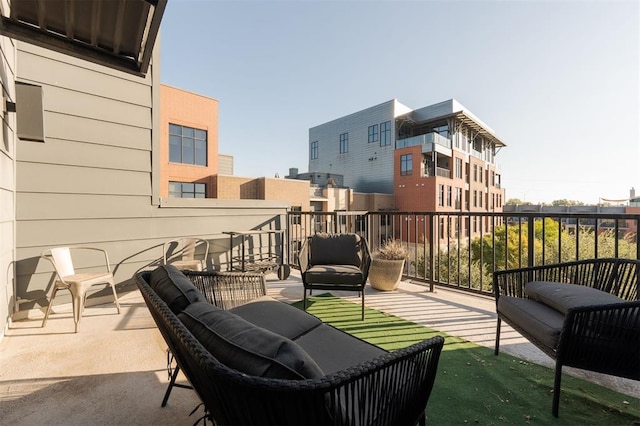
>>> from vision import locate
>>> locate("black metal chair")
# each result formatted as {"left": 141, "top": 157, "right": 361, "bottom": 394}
{"left": 298, "top": 233, "right": 371, "bottom": 320}
{"left": 493, "top": 258, "right": 640, "bottom": 417}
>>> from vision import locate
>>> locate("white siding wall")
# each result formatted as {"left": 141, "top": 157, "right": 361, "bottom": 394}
{"left": 0, "top": 26, "right": 16, "bottom": 337}
{"left": 309, "top": 100, "right": 399, "bottom": 194}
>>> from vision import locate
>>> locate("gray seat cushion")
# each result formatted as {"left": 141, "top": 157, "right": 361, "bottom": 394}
{"left": 150, "top": 265, "right": 206, "bottom": 314}
{"left": 178, "top": 301, "right": 324, "bottom": 380}
{"left": 310, "top": 233, "right": 362, "bottom": 266}
{"left": 230, "top": 298, "right": 322, "bottom": 340}
{"left": 525, "top": 281, "right": 624, "bottom": 314}
{"left": 295, "top": 323, "right": 386, "bottom": 374}
{"left": 304, "top": 264, "right": 364, "bottom": 286}
{"left": 498, "top": 296, "right": 565, "bottom": 350}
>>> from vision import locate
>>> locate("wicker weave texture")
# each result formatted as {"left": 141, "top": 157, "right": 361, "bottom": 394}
{"left": 136, "top": 271, "right": 444, "bottom": 425}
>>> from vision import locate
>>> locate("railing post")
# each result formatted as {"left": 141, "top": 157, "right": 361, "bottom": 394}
{"left": 527, "top": 217, "right": 535, "bottom": 267}
{"left": 429, "top": 213, "right": 435, "bottom": 292}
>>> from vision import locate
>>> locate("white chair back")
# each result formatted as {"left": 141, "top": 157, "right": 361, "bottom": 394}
{"left": 51, "top": 247, "right": 75, "bottom": 277}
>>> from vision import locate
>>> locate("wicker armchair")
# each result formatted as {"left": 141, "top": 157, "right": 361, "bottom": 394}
{"left": 158, "top": 270, "right": 267, "bottom": 406}
{"left": 493, "top": 258, "right": 640, "bottom": 417}
{"left": 299, "top": 233, "right": 372, "bottom": 320}
{"left": 136, "top": 270, "right": 444, "bottom": 426}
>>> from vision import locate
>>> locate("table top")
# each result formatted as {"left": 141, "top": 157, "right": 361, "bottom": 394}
{"left": 222, "top": 230, "right": 284, "bottom": 236}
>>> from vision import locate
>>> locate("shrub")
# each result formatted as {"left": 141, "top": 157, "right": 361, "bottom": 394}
{"left": 375, "top": 239, "right": 409, "bottom": 260}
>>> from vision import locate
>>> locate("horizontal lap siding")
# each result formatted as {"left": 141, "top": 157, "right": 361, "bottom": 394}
{"left": 15, "top": 42, "right": 157, "bottom": 311}
{"left": 14, "top": 44, "right": 289, "bottom": 315}
{"left": 0, "top": 28, "right": 16, "bottom": 334}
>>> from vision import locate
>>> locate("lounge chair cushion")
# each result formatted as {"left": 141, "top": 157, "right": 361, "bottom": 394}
{"left": 525, "top": 281, "right": 624, "bottom": 314}
{"left": 150, "top": 264, "right": 206, "bottom": 314}
{"left": 230, "top": 298, "right": 322, "bottom": 340}
{"left": 497, "top": 296, "right": 565, "bottom": 350}
{"left": 178, "top": 301, "right": 324, "bottom": 380}
{"left": 310, "top": 233, "right": 361, "bottom": 266}
{"left": 304, "top": 265, "right": 364, "bottom": 285}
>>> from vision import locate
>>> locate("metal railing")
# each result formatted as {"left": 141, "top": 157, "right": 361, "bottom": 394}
{"left": 287, "top": 211, "right": 640, "bottom": 296}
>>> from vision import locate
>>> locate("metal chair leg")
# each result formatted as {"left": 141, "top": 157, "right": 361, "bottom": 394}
{"left": 494, "top": 317, "right": 501, "bottom": 355}
{"left": 41, "top": 286, "right": 60, "bottom": 328}
{"left": 552, "top": 361, "right": 563, "bottom": 417}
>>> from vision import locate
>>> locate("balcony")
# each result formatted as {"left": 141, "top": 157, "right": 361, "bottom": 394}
{"left": 396, "top": 132, "right": 452, "bottom": 151}
{"left": 2, "top": 269, "right": 637, "bottom": 424}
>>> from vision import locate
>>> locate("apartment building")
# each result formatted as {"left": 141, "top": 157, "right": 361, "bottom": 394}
{"left": 160, "top": 84, "right": 219, "bottom": 198}
{"left": 309, "top": 99, "right": 506, "bottom": 241}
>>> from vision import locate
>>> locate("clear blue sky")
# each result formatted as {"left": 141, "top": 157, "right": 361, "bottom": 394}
{"left": 160, "top": 0, "right": 639, "bottom": 205}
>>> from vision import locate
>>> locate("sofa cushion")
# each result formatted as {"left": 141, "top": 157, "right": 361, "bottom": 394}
{"left": 305, "top": 265, "right": 364, "bottom": 286}
{"left": 150, "top": 265, "right": 206, "bottom": 314}
{"left": 310, "top": 233, "right": 361, "bottom": 266}
{"left": 525, "top": 281, "right": 624, "bottom": 314}
{"left": 295, "top": 323, "right": 386, "bottom": 374}
{"left": 178, "top": 302, "right": 324, "bottom": 380}
{"left": 498, "top": 296, "right": 565, "bottom": 350}
{"left": 230, "top": 298, "right": 322, "bottom": 340}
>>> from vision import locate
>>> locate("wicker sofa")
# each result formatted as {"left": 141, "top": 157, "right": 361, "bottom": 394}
{"left": 493, "top": 258, "right": 640, "bottom": 417}
{"left": 136, "top": 265, "right": 444, "bottom": 426}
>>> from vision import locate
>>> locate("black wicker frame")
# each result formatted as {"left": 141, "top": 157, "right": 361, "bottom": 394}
{"left": 299, "top": 234, "right": 372, "bottom": 320}
{"left": 156, "top": 270, "right": 268, "bottom": 406}
{"left": 493, "top": 258, "right": 640, "bottom": 417}
{"left": 136, "top": 270, "right": 444, "bottom": 426}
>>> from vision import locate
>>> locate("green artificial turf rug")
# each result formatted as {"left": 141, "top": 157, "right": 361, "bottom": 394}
{"left": 293, "top": 294, "right": 640, "bottom": 425}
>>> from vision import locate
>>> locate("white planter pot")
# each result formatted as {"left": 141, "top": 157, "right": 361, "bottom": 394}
{"left": 369, "top": 258, "right": 405, "bottom": 291}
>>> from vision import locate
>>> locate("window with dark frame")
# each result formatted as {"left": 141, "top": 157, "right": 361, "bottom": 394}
{"left": 169, "top": 181, "right": 206, "bottom": 198}
{"left": 339, "top": 133, "right": 349, "bottom": 153}
{"left": 310, "top": 141, "right": 318, "bottom": 160}
{"left": 380, "top": 121, "right": 391, "bottom": 146}
{"left": 169, "top": 123, "right": 207, "bottom": 166}
{"left": 368, "top": 124, "right": 378, "bottom": 143}
{"left": 400, "top": 153, "right": 413, "bottom": 175}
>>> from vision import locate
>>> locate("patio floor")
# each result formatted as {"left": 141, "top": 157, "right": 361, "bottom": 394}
{"left": 1, "top": 270, "right": 638, "bottom": 425}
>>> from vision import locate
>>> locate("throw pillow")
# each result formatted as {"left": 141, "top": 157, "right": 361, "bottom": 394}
{"left": 525, "top": 281, "right": 624, "bottom": 314}
{"left": 150, "top": 265, "right": 206, "bottom": 314}
{"left": 178, "top": 302, "right": 324, "bottom": 380}
{"left": 310, "top": 233, "right": 362, "bottom": 266}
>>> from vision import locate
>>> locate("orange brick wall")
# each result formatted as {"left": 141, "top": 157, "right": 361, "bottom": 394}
{"left": 213, "top": 175, "right": 310, "bottom": 210}
{"left": 160, "top": 84, "right": 219, "bottom": 197}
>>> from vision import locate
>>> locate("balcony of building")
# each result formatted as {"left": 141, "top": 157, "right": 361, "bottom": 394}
{"left": 2, "top": 267, "right": 638, "bottom": 425}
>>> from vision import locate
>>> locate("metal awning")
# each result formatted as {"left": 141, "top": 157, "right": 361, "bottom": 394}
{"left": 0, "top": 0, "right": 166, "bottom": 77}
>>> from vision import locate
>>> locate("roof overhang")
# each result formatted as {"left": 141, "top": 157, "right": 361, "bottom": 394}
{"left": 450, "top": 111, "right": 506, "bottom": 148}
{"left": 0, "top": 0, "right": 166, "bottom": 77}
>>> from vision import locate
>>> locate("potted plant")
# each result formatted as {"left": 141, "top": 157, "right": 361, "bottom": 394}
{"left": 368, "top": 239, "right": 408, "bottom": 291}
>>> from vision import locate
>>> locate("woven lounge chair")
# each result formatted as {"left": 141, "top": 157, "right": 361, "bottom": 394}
{"left": 298, "top": 233, "right": 371, "bottom": 320}
{"left": 494, "top": 258, "right": 640, "bottom": 417}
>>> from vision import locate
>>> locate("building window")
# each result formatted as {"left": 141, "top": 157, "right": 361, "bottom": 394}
{"left": 290, "top": 206, "right": 302, "bottom": 225}
{"left": 455, "top": 158, "right": 463, "bottom": 179}
{"left": 438, "top": 184, "right": 444, "bottom": 207}
{"left": 447, "top": 186, "right": 452, "bottom": 207}
{"left": 310, "top": 141, "right": 318, "bottom": 160}
{"left": 380, "top": 121, "right": 391, "bottom": 146}
{"left": 473, "top": 164, "right": 478, "bottom": 182}
{"left": 169, "top": 181, "right": 206, "bottom": 198}
{"left": 455, "top": 188, "right": 462, "bottom": 209}
{"left": 400, "top": 154, "right": 413, "bottom": 175}
{"left": 368, "top": 124, "right": 378, "bottom": 143}
{"left": 169, "top": 124, "right": 207, "bottom": 166}
{"left": 473, "top": 190, "right": 477, "bottom": 207}
{"left": 479, "top": 166, "right": 483, "bottom": 183}
{"left": 339, "top": 133, "right": 349, "bottom": 154}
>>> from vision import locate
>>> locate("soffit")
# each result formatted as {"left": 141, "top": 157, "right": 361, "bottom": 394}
{"left": 0, "top": 0, "right": 166, "bottom": 76}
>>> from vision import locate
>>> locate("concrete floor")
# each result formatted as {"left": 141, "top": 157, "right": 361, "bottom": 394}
{"left": 1, "top": 271, "right": 638, "bottom": 425}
